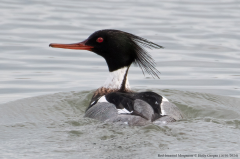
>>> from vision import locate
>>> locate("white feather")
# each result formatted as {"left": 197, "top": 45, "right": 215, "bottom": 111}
{"left": 162, "top": 96, "right": 169, "bottom": 102}
{"left": 117, "top": 108, "right": 132, "bottom": 114}
{"left": 102, "top": 67, "right": 130, "bottom": 90}
{"left": 160, "top": 96, "right": 169, "bottom": 115}
{"left": 98, "top": 96, "right": 108, "bottom": 103}
{"left": 161, "top": 106, "right": 166, "bottom": 115}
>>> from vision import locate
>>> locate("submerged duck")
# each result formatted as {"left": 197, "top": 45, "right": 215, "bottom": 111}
{"left": 50, "top": 29, "right": 184, "bottom": 126}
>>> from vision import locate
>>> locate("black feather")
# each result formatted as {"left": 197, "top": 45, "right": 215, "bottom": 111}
{"left": 87, "top": 29, "right": 163, "bottom": 78}
{"left": 121, "top": 30, "right": 163, "bottom": 79}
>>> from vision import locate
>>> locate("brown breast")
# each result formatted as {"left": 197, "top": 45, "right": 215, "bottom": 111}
{"left": 88, "top": 87, "right": 132, "bottom": 107}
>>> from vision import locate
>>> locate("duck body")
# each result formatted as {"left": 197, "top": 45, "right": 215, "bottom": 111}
{"left": 85, "top": 67, "right": 184, "bottom": 126}
{"left": 50, "top": 29, "right": 184, "bottom": 126}
{"left": 86, "top": 91, "right": 180, "bottom": 126}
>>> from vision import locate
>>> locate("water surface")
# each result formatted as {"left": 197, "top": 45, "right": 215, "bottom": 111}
{"left": 0, "top": 0, "right": 240, "bottom": 158}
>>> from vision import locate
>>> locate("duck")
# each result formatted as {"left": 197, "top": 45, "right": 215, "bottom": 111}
{"left": 49, "top": 29, "right": 184, "bottom": 126}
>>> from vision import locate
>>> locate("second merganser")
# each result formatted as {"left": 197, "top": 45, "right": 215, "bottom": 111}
{"left": 50, "top": 29, "right": 184, "bottom": 126}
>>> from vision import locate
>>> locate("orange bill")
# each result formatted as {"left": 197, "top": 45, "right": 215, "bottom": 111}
{"left": 49, "top": 40, "right": 93, "bottom": 51}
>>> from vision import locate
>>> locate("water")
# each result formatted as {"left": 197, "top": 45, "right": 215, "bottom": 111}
{"left": 0, "top": 0, "right": 240, "bottom": 158}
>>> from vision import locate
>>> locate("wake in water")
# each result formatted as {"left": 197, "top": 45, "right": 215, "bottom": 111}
{"left": 1, "top": 89, "right": 240, "bottom": 158}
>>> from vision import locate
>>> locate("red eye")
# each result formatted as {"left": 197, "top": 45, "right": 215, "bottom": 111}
{"left": 96, "top": 37, "right": 104, "bottom": 43}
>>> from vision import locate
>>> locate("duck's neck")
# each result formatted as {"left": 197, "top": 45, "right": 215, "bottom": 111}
{"left": 90, "top": 66, "right": 131, "bottom": 104}
{"left": 102, "top": 66, "right": 130, "bottom": 91}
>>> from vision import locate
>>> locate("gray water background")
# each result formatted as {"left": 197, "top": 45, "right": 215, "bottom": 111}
{"left": 0, "top": 0, "right": 240, "bottom": 158}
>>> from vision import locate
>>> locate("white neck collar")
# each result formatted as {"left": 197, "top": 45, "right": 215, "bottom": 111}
{"left": 101, "top": 67, "right": 130, "bottom": 90}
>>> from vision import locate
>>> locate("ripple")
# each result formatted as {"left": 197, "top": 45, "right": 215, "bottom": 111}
{"left": 0, "top": 89, "right": 240, "bottom": 157}
{"left": 1, "top": 0, "right": 240, "bottom": 157}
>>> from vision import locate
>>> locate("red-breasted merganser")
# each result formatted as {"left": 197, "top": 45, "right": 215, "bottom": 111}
{"left": 50, "top": 29, "right": 184, "bottom": 126}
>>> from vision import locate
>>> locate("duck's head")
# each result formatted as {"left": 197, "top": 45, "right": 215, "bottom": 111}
{"left": 50, "top": 29, "right": 163, "bottom": 78}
